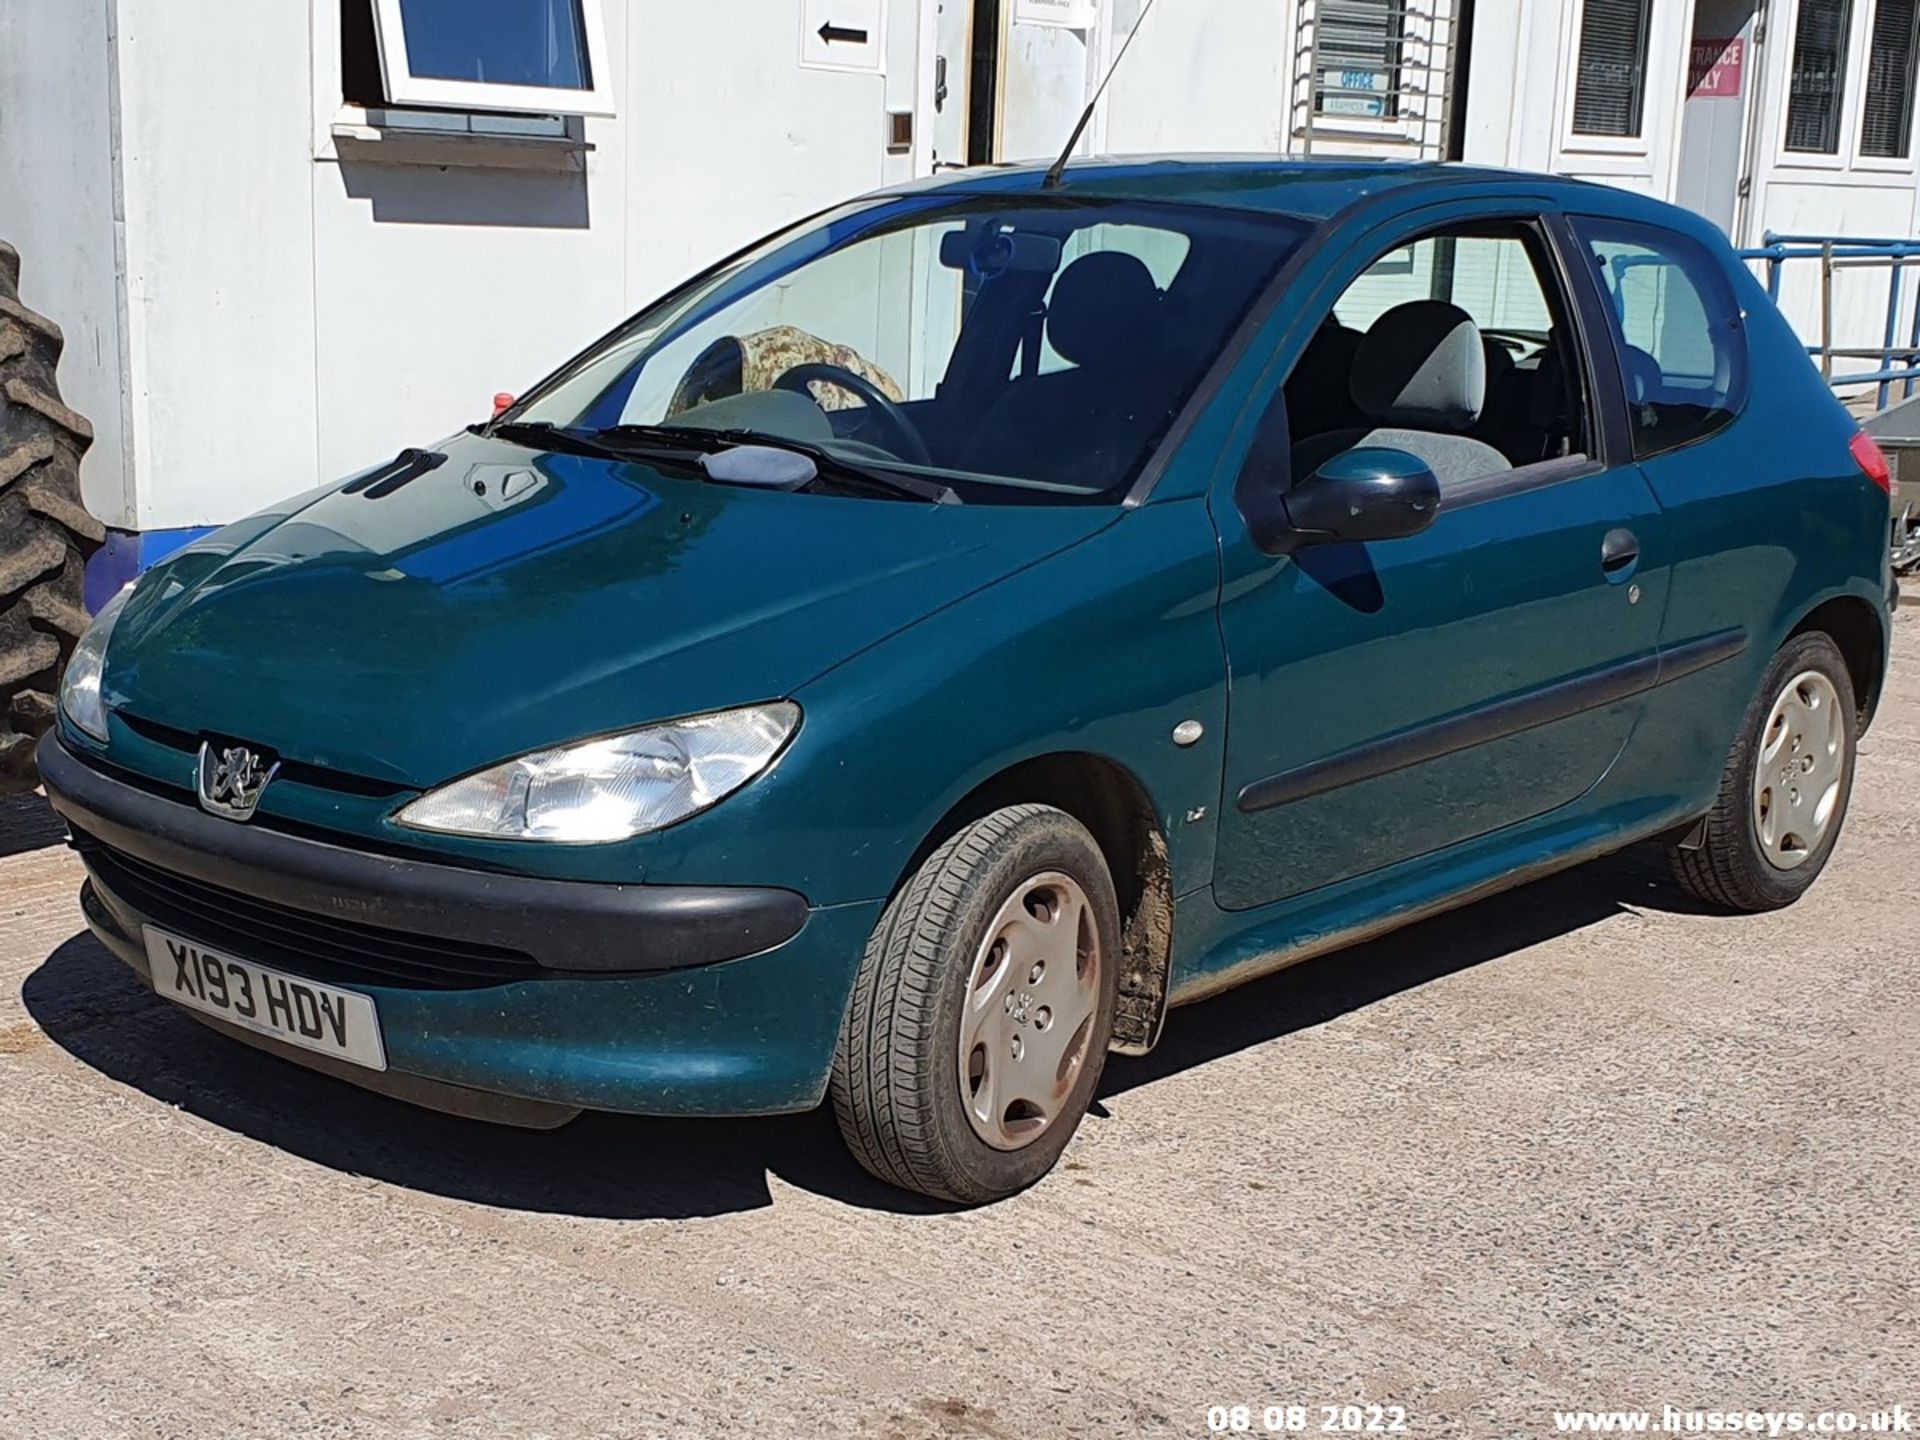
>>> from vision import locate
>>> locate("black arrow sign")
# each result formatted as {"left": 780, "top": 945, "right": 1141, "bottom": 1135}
{"left": 817, "top": 21, "right": 869, "bottom": 44}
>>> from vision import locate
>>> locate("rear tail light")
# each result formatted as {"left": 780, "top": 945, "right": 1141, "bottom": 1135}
{"left": 1850, "top": 430, "right": 1893, "bottom": 494}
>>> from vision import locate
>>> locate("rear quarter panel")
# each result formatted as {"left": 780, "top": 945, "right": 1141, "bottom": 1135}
{"left": 1570, "top": 196, "right": 1892, "bottom": 818}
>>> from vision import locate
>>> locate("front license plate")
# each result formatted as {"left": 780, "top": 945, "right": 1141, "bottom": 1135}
{"left": 142, "top": 928, "right": 388, "bottom": 1072}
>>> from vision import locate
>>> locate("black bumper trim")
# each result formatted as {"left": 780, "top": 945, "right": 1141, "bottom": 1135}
{"left": 38, "top": 733, "right": 808, "bottom": 974}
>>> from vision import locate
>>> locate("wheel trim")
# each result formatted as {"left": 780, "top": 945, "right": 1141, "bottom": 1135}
{"left": 956, "top": 870, "right": 1101, "bottom": 1152}
{"left": 1752, "top": 669, "right": 1846, "bottom": 872}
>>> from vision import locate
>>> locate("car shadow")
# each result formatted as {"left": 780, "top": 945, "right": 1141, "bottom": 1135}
{"left": 21, "top": 842, "right": 1709, "bottom": 1220}
{"left": 1099, "top": 841, "right": 1708, "bottom": 1096}
{"left": 20, "top": 934, "right": 934, "bottom": 1222}
{"left": 0, "top": 790, "right": 67, "bottom": 859}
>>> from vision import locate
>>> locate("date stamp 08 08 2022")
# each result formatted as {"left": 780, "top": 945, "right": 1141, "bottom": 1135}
{"left": 1206, "top": 1404, "right": 1411, "bottom": 1435}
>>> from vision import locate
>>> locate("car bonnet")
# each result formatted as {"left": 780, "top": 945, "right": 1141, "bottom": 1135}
{"left": 100, "top": 433, "right": 1116, "bottom": 789}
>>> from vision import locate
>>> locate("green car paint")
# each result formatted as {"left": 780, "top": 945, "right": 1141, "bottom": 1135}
{"left": 46, "top": 159, "right": 1892, "bottom": 1120}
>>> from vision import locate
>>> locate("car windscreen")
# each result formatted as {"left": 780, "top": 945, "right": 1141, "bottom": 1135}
{"left": 509, "top": 195, "right": 1312, "bottom": 505}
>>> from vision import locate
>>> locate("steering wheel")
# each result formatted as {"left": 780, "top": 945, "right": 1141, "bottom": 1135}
{"left": 1481, "top": 328, "right": 1548, "bottom": 362}
{"left": 772, "top": 362, "right": 932, "bottom": 467}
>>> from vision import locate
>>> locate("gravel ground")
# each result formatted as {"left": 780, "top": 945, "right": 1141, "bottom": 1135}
{"left": 2, "top": 610, "right": 1915, "bottom": 1440}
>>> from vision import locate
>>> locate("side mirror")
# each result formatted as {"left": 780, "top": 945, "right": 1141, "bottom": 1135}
{"left": 1278, "top": 447, "right": 1441, "bottom": 550}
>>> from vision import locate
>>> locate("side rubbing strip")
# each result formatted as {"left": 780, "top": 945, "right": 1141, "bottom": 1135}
{"left": 1237, "top": 628, "right": 1748, "bottom": 815}
{"left": 1657, "top": 627, "right": 1749, "bottom": 683}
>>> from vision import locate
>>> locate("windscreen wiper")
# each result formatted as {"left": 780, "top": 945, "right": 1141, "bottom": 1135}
{"left": 598, "top": 424, "right": 962, "bottom": 506}
{"left": 489, "top": 419, "right": 712, "bottom": 470}
{"left": 492, "top": 420, "right": 960, "bottom": 505}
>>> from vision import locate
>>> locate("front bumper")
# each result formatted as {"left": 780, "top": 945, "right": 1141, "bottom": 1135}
{"left": 39, "top": 734, "right": 878, "bottom": 1121}
{"left": 37, "top": 732, "right": 807, "bottom": 973}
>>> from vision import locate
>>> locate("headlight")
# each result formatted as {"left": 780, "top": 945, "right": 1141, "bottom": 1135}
{"left": 59, "top": 586, "right": 132, "bottom": 744}
{"left": 396, "top": 702, "right": 800, "bottom": 843}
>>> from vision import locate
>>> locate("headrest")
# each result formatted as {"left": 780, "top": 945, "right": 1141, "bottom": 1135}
{"left": 1528, "top": 337, "right": 1569, "bottom": 429}
{"left": 1047, "top": 252, "right": 1162, "bottom": 366}
{"left": 1289, "top": 318, "right": 1364, "bottom": 413}
{"left": 1351, "top": 301, "right": 1488, "bottom": 432}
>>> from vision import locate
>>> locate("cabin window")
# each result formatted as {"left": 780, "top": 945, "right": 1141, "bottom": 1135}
{"left": 1786, "top": 0, "right": 1856, "bottom": 153}
{"left": 1575, "top": 218, "right": 1750, "bottom": 460}
{"left": 1313, "top": 0, "right": 1405, "bottom": 120}
{"left": 342, "top": 0, "right": 615, "bottom": 116}
{"left": 1571, "top": 0, "right": 1655, "bottom": 137}
{"left": 1862, "top": 0, "right": 1920, "bottom": 158}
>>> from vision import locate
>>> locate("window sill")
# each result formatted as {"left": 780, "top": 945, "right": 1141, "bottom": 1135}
{"left": 326, "top": 109, "right": 593, "bottom": 171}
{"left": 1557, "top": 131, "right": 1653, "bottom": 159}
{"left": 1292, "top": 121, "right": 1426, "bottom": 148}
{"left": 1849, "top": 153, "right": 1920, "bottom": 176}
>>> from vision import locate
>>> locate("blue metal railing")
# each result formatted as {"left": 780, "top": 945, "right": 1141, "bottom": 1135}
{"left": 1736, "top": 233, "right": 1920, "bottom": 409}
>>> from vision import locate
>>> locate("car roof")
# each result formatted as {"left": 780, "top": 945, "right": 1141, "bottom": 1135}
{"left": 881, "top": 154, "right": 1677, "bottom": 228}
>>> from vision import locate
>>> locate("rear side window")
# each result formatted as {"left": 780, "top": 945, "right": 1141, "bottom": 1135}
{"left": 1572, "top": 218, "right": 1747, "bottom": 459}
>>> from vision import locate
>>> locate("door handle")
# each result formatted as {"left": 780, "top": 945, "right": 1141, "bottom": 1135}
{"left": 1600, "top": 527, "right": 1640, "bottom": 576}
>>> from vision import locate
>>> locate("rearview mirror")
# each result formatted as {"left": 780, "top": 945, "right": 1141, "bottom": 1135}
{"left": 1279, "top": 447, "right": 1441, "bottom": 549}
{"left": 937, "top": 225, "right": 1063, "bottom": 279}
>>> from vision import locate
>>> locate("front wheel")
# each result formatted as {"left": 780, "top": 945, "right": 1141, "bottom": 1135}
{"left": 1668, "top": 631, "right": 1858, "bottom": 912}
{"left": 829, "top": 804, "right": 1120, "bottom": 1205}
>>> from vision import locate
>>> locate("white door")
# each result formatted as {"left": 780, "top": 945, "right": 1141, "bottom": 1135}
{"left": 1675, "top": 0, "right": 1762, "bottom": 237}
{"left": 917, "top": 0, "right": 1101, "bottom": 171}
{"left": 999, "top": 1, "right": 1099, "bottom": 162}
{"left": 924, "top": 0, "right": 978, "bottom": 168}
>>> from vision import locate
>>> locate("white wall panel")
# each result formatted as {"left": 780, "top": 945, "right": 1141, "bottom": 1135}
{"left": 619, "top": 4, "right": 894, "bottom": 312}
{"left": 112, "top": 0, "right": 320, "bottom": 531}
{"left": 308, "top": 159, "right": 630, "bottom": 482}
{"left": 1104, "top": 0, "right": 1289, "bottom": 154}
{"left": 302, "top": 0, "right": 627, "bottom": 481}
{"left": 0, "top": 0, "right": 129, "bottom": 525}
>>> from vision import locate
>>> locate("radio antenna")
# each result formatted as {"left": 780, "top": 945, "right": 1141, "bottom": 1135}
{"left": 1042, "top": 0, "right": 1163, "bottom": 189}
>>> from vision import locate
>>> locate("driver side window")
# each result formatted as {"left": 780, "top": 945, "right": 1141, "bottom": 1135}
{"left": 1285, "top": 221, "right": 1589, "bottom": 490}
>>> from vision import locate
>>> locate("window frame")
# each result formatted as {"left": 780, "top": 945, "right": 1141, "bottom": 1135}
{"left": 1784, "top": 0, "right": 1857, "bottom": 155}
{"left": 1566, "top": 214, "right": 1751, "bottom": 463}
{"left": 1569, "top": 0, "right": 1656, "bottom": 140}
{"left": 369, "top": 0, "right": 617, "bottom": 117}
{"left": 1860, "top": 0, "right": 1920, "bottom": 159}
{"left": 1553, "top": 0, "right": 1672, "bottom": 173}
{"left": 1312, "top": 0, "right": 1407, "bottom": 122}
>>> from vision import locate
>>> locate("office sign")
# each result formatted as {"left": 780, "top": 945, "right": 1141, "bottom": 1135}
{"left": 1320, "top": 67, "right": 1390, "bottom": 118}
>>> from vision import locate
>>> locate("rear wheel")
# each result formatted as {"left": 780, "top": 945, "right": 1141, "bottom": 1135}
{"left": 0, "top": 240, "right": 102, "bottom": 792}
{"left": 829, "top": 804, "right": 1120, "bottom": 1205}
{"left": 1669, "top": 632, "right": 1858, "bottom": 912}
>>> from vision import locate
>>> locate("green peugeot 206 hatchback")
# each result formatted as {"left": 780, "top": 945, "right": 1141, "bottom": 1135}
{"left": 40, "top": 159, "right": 1895, "bottom": 1204}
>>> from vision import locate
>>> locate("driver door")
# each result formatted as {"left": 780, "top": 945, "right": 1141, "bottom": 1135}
{"left": 1211, "top": 207, "right": 1669, "bottom": 912}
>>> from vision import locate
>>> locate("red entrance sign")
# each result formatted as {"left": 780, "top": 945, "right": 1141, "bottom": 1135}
{"left": 1689, "top": 37, "right": 1746, "bottom": 99}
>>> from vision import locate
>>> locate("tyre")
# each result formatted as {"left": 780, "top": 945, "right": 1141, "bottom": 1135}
{"left": 0, "top": 240, "right": 102, "bottom": 793}
{"left": 830, "top": 804, "right": 1121, "bottom": 1205}
{"left": 1669, "top": 631, "right": 1858, "bottom": 912}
